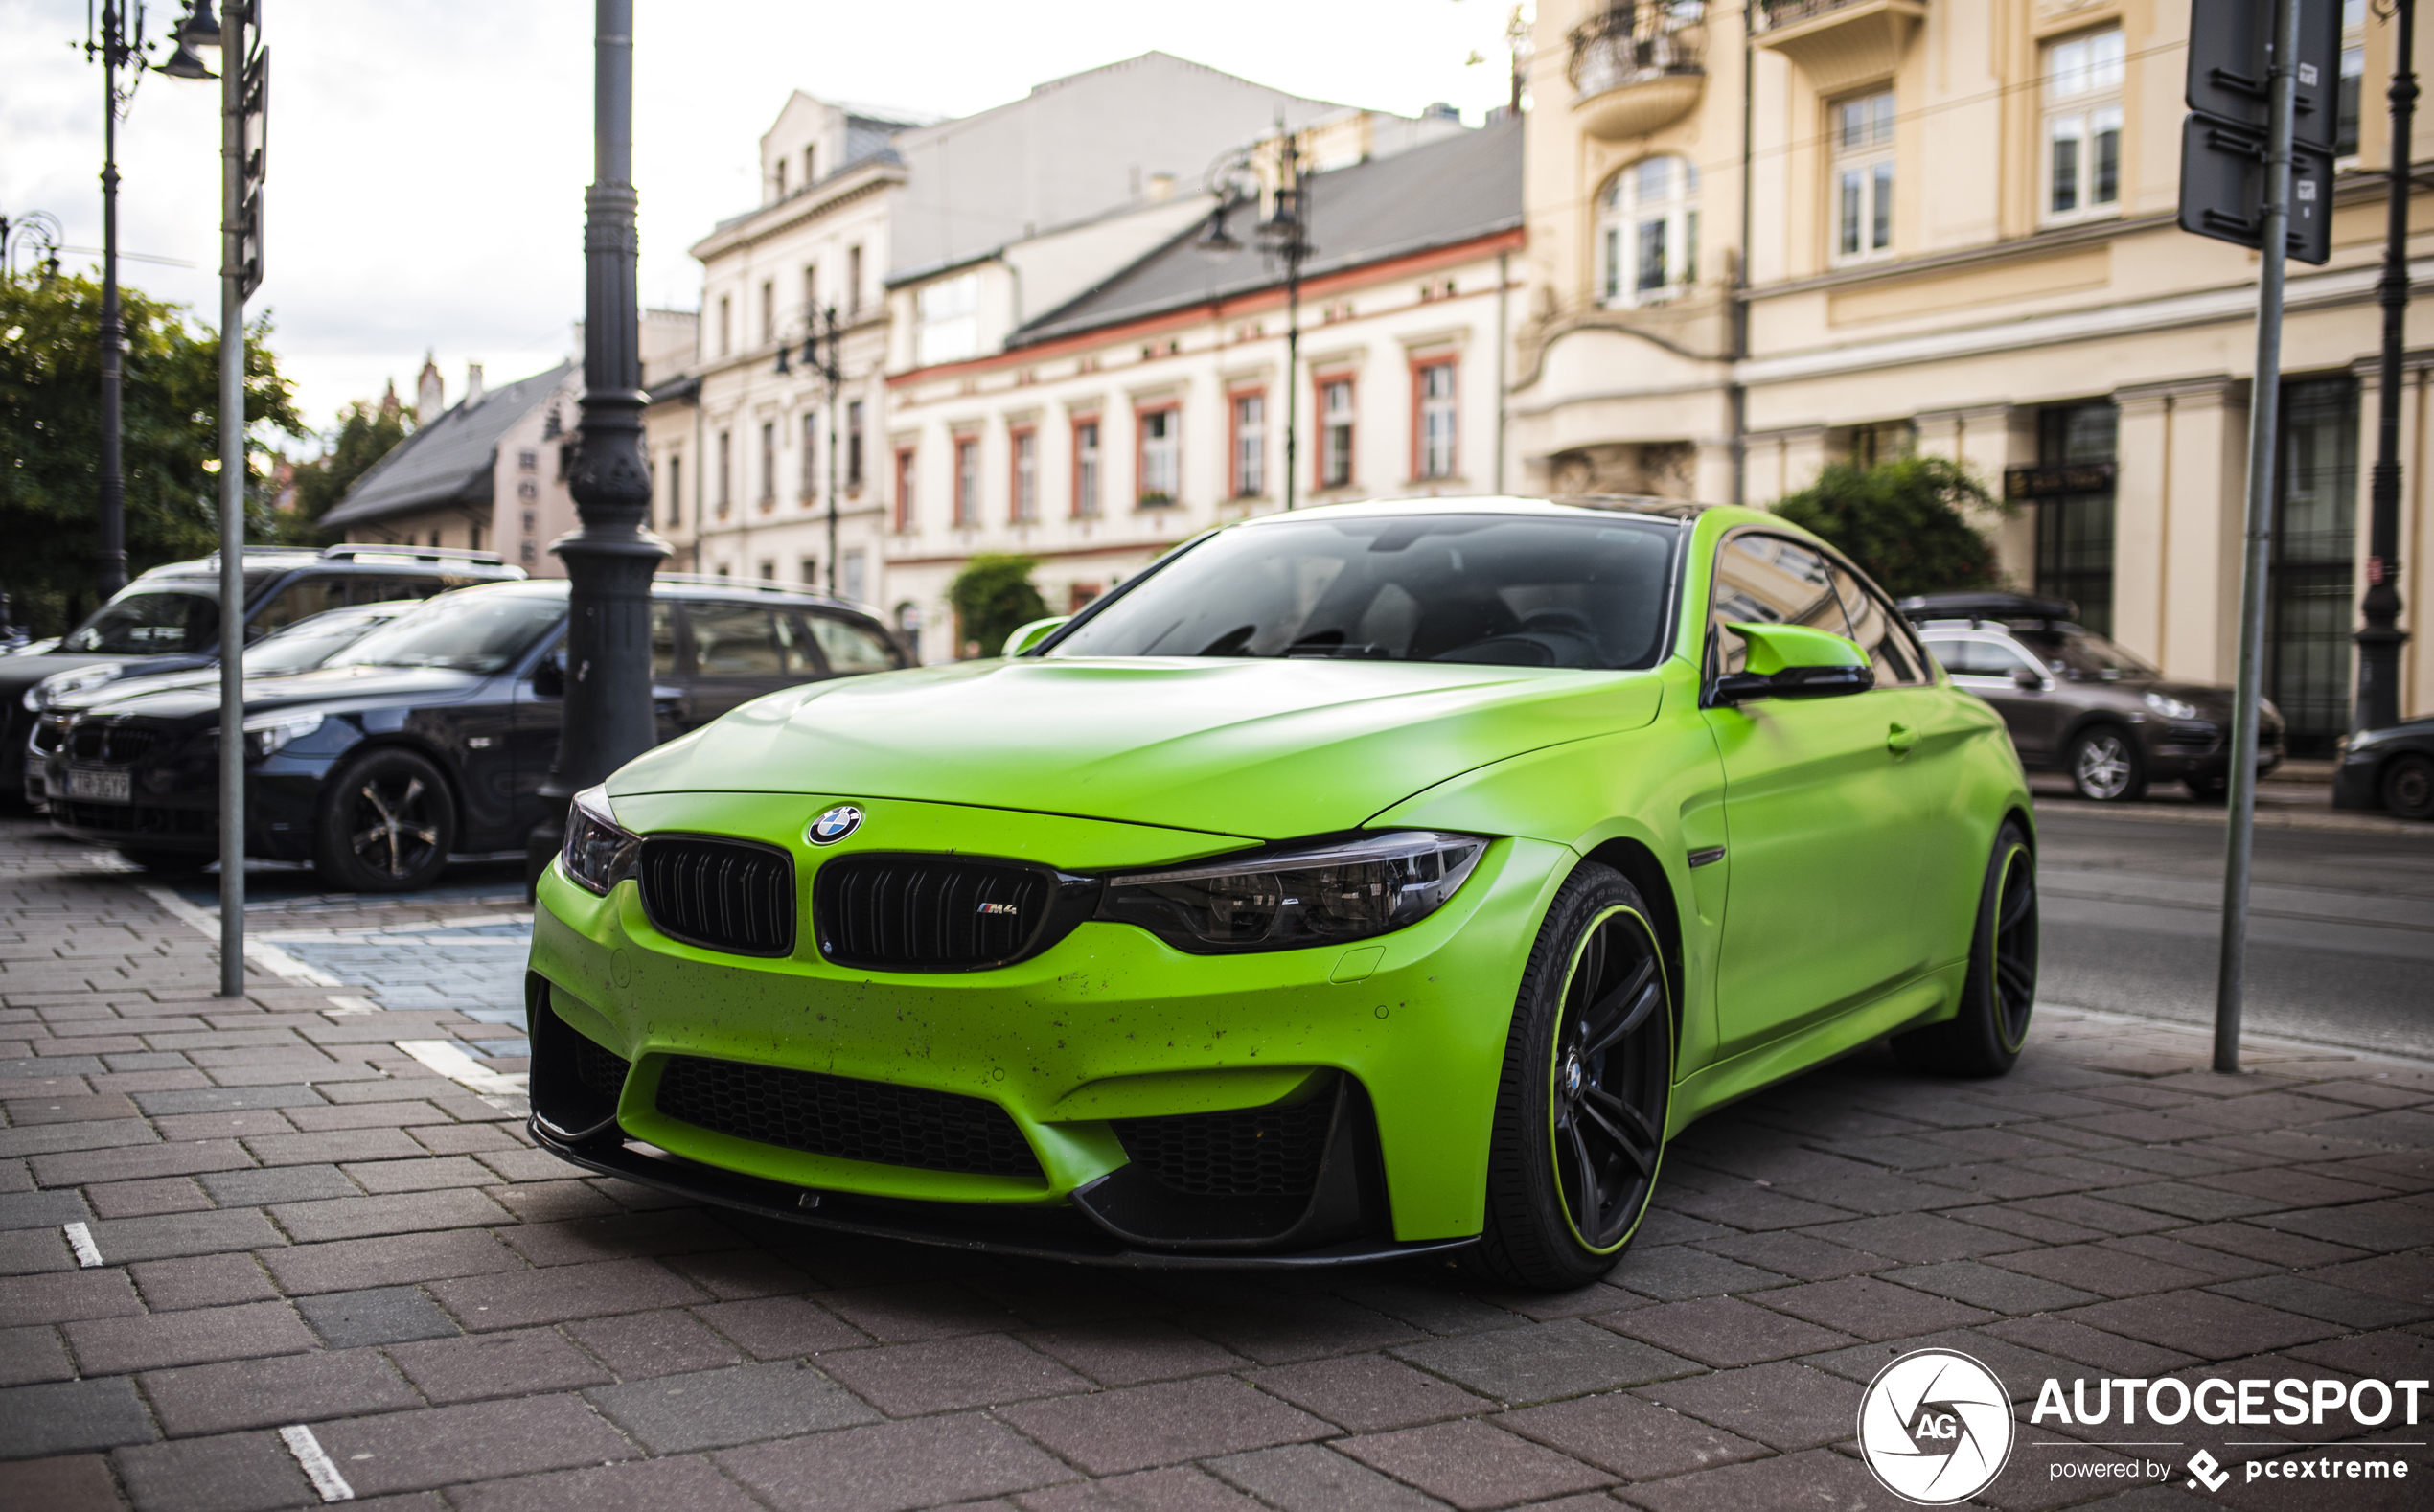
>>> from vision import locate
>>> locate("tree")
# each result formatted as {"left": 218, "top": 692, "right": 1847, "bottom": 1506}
{"left": 1771, "top": 455, "right": 2010, "bottom": 598}
{"left": 290, "top": 395, "right": 414, "bottom": 527}
{"left": 946, "top": 553, "right": 1049, "bottom": 658}
{"left": 0, "top": 270, "right": 306, "bottom": 636}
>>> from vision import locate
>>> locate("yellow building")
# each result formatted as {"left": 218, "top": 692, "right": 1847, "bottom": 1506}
{"left": 1514, "top": 0, "right": 2433, "bottom": 753}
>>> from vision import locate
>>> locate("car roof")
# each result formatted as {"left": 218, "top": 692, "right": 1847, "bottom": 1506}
{"left": 139, "top": 546, "right": 525, "bottom": 584}
{"left": 437, "top": 576, "right": 886, "bottom": 619}
{"left": 1226, "top": 494, "right": 1716, "bottom": 530}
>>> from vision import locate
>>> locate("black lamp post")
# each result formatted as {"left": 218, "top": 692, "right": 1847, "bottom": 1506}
{"left": 1199, "top": 134, "right": 1315, "bottom": 510}
{"left": 2359, "top": 0, "right": 2417, "bottom": 735}
{"left": 82, "top": 1, "right": 166, "bottom": 603}
{"left": 528, "top": 0, "right": 671, "bottom": 882}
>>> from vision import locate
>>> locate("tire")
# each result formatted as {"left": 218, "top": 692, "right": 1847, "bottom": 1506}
{"left": 1893, "top": 820, "right": 2038, "bottom": 1078}
{"left": 2384, "top": 754, "right": 2434, "bottom": 821}
{"left": 2068, "top": 725, "right": 2146, "bottom": 802}
{"left": 114, "top": 847, "right": 210, "bottom": 875}
{"left": 1467, "top": 863, "right": 1673, "bottom": 1292}
{"left": 312, "top": 747, "right": 457, "bottom": 892}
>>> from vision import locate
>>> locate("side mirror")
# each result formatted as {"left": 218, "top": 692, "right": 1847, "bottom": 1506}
{"left": 1712, "top": 622, "right": 1874, "bottom": 706}
{"left": 530, "top": 650, "right": 566, "bottom": 699}
{"left": 1001, "top": 616, "right": 1069, "bottom": 657}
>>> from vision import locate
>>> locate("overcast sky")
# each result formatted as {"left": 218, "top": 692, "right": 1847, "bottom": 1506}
{"left": 4, "top": 0, "right": 1524, "bottom": 447}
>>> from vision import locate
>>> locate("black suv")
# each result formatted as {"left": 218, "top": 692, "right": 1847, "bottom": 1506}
{"left": 8, "top": 544, "right": 524, "bottom": 806}
{"left": 45, "top": 575, "right": 908, "bottom": 889}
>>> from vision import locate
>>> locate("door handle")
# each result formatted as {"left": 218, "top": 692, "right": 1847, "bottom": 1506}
{"left": 1886, "top": 722, "right": 1917, "bottom": 756}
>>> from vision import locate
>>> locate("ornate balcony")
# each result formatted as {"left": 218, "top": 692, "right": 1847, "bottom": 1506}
{"left": 1751, "top": 0, "right": 1925, "bottom": 97}
{"left": 1568, "top": 3, "right": 1708, "bottom": 142}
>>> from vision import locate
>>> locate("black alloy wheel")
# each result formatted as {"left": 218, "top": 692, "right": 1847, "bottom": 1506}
{"left": 1894, "top": 819, "right": 2038, "bottom": 1078}
{"left": 1471, "top": 863, "right": 1672, "bottom": 1291}
{"left": 2068, "top": 725, "right": 2146, "bottom": 803}
{"left": 2383, "top": 754, "right": 2434, "bottom": 822}
{"left": 313, "top": 747, "right": 457, "bottom": 892}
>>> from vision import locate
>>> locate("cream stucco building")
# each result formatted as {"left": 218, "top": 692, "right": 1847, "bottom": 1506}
{"left": 1516, "top": 0, "right": 2434, "bottom": 753}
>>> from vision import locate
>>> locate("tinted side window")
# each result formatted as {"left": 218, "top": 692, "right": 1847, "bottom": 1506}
{"left": 1709, "top": 534, "right": 1848, "bottom": 675}
{"left": 803, "top": 611, "right": 900, "bottom": 675}
{"left": 1826, "top": 563, "right": 1927, "bottom": 687}
{"left": 687, "top": 605, "right": 796, "bottom": 676}
{"left": 349, "top": 575, "right": 450, "bottom": 607}
{"left": 651, "top": 603, "right": 677, "bottom": 678}
{"left": 251, "top": 576, "right": 351, "bottom": 636}
{"left": 63, "top": 591, "right": 219, "bottom": 654}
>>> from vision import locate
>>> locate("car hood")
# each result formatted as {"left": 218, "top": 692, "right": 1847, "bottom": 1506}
{"left": 84, "top": 663, "right": 488, "bottom": 727}
{"left": 609, "top": 655, "right": 1669, "bottom": 840}
{"left": 56, "top": 666, "right": 225, "bottom": 714}
{"left": 0, "top": 651, "right": 207, "bottom": 700}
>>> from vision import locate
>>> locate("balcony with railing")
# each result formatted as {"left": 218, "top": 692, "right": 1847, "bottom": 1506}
{"left": 1750, "top": 0, "right": 1925, "bottom": 96}
{"left": 1567, "top": 3, "right": 1708, "bottom": 142}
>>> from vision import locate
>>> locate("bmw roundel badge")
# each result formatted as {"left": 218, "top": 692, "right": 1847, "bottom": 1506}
{"left": 808, "top": 805, "right": 863, "bottom": 845}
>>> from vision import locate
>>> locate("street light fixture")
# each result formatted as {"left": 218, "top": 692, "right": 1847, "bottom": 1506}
{"left": 1, "top": 212, "right": 66, "bottom": 284}
{"left": 775, "top": 304, "right": 846, "bottom": 595}
{"left": 1198, "top": 133, "right": 1315, "bottom": 510}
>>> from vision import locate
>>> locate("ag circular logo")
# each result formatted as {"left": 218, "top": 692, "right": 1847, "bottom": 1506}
{"left": 807, "top": 805, "right": 863, "bottom": 845}
{"left": 1857, "top": 1347, "right": 2015, "bottom": 1505}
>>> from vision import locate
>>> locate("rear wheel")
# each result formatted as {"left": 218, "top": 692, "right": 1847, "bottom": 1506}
{"left": 313, "top": 747, "right": 456, "bottom": 892}
{"left": 1469, "top": 864, "right": 1672, "bottom": 1292}
{"left": 2383, "top": 754, "right": 2434, "bottom": 821}
{"left": 2068, "top": 726, "right": 2146, "bottom": 802}
{"left": 1894, "top": 820, "right": 2037, "bottom": 1078}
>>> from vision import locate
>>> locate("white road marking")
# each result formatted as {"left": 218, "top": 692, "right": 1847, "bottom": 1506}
{"left": 394, "top": 1039, "right": 528, "bottom": 1096}
{"left": 62, "top": 1222, "right": 102, "bottom": 1268}
{"left": 279, "top": 1424, "right": 356, "bottom": 1502}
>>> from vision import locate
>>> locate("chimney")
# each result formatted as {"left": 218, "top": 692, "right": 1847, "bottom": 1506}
{"left": 465, "top": 362, "right": 485, "bottom": 406}
{"left": 415, "top": 352, "right": 443, "bottom": 421}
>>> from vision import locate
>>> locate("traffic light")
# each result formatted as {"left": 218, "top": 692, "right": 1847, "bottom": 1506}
{"left": 2177, "top": 0, "right": 2343, "bottom": 264}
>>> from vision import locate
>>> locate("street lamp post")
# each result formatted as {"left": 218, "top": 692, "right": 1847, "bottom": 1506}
{"left": 83, "top": 1, "right": 162, "bottom": 603}
{"left": 529, "top": 0, "right": 670, "bottom": 881}
{"left": 1199, "top": 134, "right": 1315, "bottom": 510}
{"left": 2359, "top": 0, "right": 2418, "bottom": 735}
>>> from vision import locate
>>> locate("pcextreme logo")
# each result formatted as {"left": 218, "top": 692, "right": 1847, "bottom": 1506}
{"left": 1858, "top": 1348, "right": 2016, "bottom": 1504}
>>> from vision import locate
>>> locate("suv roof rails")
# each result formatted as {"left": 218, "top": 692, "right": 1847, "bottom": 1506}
{"left": 319, "top": 544, "right": 512, "bottom": 567}
{"left": 1895, "top": 590, "right": 2078, "bottom": 628}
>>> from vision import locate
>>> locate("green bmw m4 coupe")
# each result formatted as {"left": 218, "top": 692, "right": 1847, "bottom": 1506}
{"left": 525, "top": 498, "right": 2036, "bottom": 1289}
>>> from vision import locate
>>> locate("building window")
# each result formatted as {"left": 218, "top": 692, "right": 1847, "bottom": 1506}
{"left": 1319, "top": 377, "right": 1355, "bottom": 490}
{"left": 799, "top": 556, "right": 818, "bottom": 586}
{"left": 917, "top": 273, "right": 980, "bottom": 365}
{"left": 848, "top": 245, "right": 863, "bottom": 315}
{"left": 895, "top": 601, "right": 922, "bottom": 661}
{"left": 517, "top": 478, "right": 539, "bottom": 502}
{"left": 953, "top": 435, "right": 979, "bottom": 526}
{"left": 1598, "top": 155, "right": 1699, "bottom": 306}
{"left": 666, "top": 453, "right": 682, "bottom": 530}
{"left": 759, "top": 422, "right": 776, "bottom": 508}
{"left": 719, "top": 295, "right": 732, "bottom": 357}
{"left": 2339, "top": 0, "right": 2365, "bottom": 157}
{"left": 2044, "top": 28, "right": 2124, "bottom": 222}
{"left": 758, "top": 560, "right": 777, "bottom": 581}
{"left": 522, "top": 509, "right": 537, "bottom": 534}
{"left": 801, "top": 412, "right": 818, "bottom": 499}
{"left": 761, "top": 282, "right": 775, "bottom": 346}
{"left": 2032, "top": 401, "right": 2118, "bottom": 638}
{"left": 517, "top": 449, "right": 538, "bottom": 471}
{"left": 803, "top": 263, "right": 818, "bottom": 322}
{"left": 774, "top": 158, "right": 787, "bottom": 198}
{"left": 520, "top": 538, "right": 538, "bottom": 565}
{"left": 893, "top": 447, "right": 916, "bottom": 532}
{"left": 1137, "top": 405, "right": 1179, "bottom": 505}
{"left": 469, "top": 524, "right": 483, "bottom": 553}
{"left": 1010, "top": 426, "right": 1039, "bottom": 522}
{"left": 1229, "top": 391, "right": 1265, "bottom": 498}
{"left": 842, "top": 548, "right": 865, "bottom": 603}
{"left": 1833, "top": 90, "right": 1895, "bottom": 262}
{"left": 1072, "top": 417, "right": 1102, "bottom": 517}
{"left": 846, "top": 401, "right": 865, "bottom": 487}
{"left": 805, "top": 145, "right": 816, "bottom": 185}
{"left": 717, "top": 430, "right": 732, "bottom": 516}
{"left": 2270, "top": 378, "right": 2362, "bottom": 756}
{"left": 1414, "top": 358, "right": 1458, "bottom": 480}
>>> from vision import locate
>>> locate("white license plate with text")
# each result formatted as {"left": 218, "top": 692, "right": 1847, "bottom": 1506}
{"left": 65, "top": 767, "right": 131, "bottom": 803}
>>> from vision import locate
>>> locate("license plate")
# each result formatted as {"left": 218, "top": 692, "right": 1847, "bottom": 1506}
{"left": 65, "top": 767, "right": 131, "bottom": 803}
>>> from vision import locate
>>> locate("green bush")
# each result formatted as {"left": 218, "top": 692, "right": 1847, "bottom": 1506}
{"left": 1771, "top": 455, "right": 2010, "bottom": 598}
{"left": 946, "top": 553, "right": 1049, "bottom": 658}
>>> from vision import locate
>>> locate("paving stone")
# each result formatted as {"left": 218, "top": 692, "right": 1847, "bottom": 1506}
{"left": 716, "top": 1413, "right": 1081, "bottom": 1512}
{"left": 2255, "top": 1200, "right": 2434, "bottom": 1255}
{"left": 998, "top": 1374, "right": 1333, "bottom": 1476}
{"left": 130, "top": 1085, "right": 328, "bottom": 1116}
{"left": 1883, "top": 1259, "right": 2104, "bottom": 1315}
{"left": 1394, "top": 1317, "right": 1701, "bottom": 1405}
{"left": 1248, "top": 1353, "right": 1493, "bottom": 1432}
{"left": 408, "top": 1122, "right": 522, "bottom": 1156}
{"left": 261, "top": 1227, "right": 520, "bottom": 1295}
{"left": 112, "top": 1431, "right": 312, "bottom": 1512}
{"left": 1985, "top": 1243, "right": 2219, "bottom": 1300}
{"left": 281, "top": 1099, "right": 449, "bottom": 1133}
{"left": 1458, "top": 1280, "right": 1646, "bottom": 1322}
{"left": 1496, "top": 1392, "right": 1771, "bottom": 1480}
{"left": 241, "top": 1128, "right": 427, "bottom": 1167}
{"left": 1022, "top": 1318, "right": 1251, "bottom": 1386}
{"left": 270, "top": 1186, "right": 513, "bottom": 1244}
{"left": 815, "top": 1281, "right": 1030, "bottom": 1342}
{"left": 2284, "top": 1326, "right": 2434, "bottom": 1381}
{"left": 448, "top": 1455, "right": 771, "bottom": 1512}
{"left": 1692, "top": 1229, "right": 1890, "bottom": 1281}
{"left": 0, "top": 1269, "right": 146, "bottom": 1327}
{"left": 585, "top": 1360, "right": 879, "bottom": 1452}
{"left": 499, "top": 1210, "right": 742, "bottom": 1268}
{"left": 2207, "top": 1273, "right": 2434, "bottom": 1329}
{"left": 140, "top": 1347, "right": 420, "bottom": 1436}
{"left": 2093, "top": 1233, "right": 2278, "bottom": 1281}
{"left": 1799, "top": 1212, "right": 2034, "bottom": 1264}
{"left": 1635, "top": 1361, "right": 1865, "bottom": 1451}
{"left": 429, "top": 1256, "right": 706, "bottom": 1332}
{"left": 692, "top": 1294, "right": 870, "bottom": 1359}
{"left": 1182, "top": 1294, "right": 1426, "bottom": 1365}
{"left": 1662, "top": 1183, "right": 1857, "bottom": 1230}
{"left": 2164, "top": 1222, "right": 2367, "bottom": 1270}
{"left": 194, "top": 1164, "right": 357, "bottom": 1206}
{"left": 820, "top": 1333, "right": 1089, "bottom": 1415}
{"left": 388, "top": 1328, "right": 615, "bottom": 1404}
{"left": 1336, "top": 1417, "right": 1615, "bottom": 1510}
{"left": 1606, "top": 1244, "right": 1792, "bottom": 1301}
{"left": 0, "top": 1188, "right": 93, "bottom": 1229}
{"left": 1330, "top": 1280, "right": 1530, "bottom": 1338}
{"left": 2060, "top": 1290, "right": 2341, "bottom": 1357}
{"left": 564, "top": 1308, "right": 744, "bottom": 1378}
{"left": 297, "top": 1285, "right": 461, "bottom": 1347}
{"left": 2298, "top": 1250, "right": 2434, "bottom": 1306}
{"left": 67, "top": 1298, "right": 317, "bottom": 1375}
{"left": 0, "top": 1225, "right": 71, "bottom": 1274}
{"left": 332, "top": 1155, "right": 492, "bottom": 1194}
{"left": 30, "top": 1139, "right": 254, "bottom": 1189}
{"left": 0, "top": 1375, "right": 158, "bottom": 1458}
{"left": 1796, "top": 1326, "right": 2083, "bottom": 1408}
{"left": 1757, "top": 1275, "right": 2002, "bottom": 1341}
{"left": 1999, "top": 1196, "right": 2190, "bottom": 1238}
{"left": 0, "top": 1323, "right": 73, "bottom": 1386}
{"left": 0, "top": 1454, "right": 121, "bottom": 1512}
{"left": 1980, "top": 1316, "right": 2203, "bottom": 1376}
{"left": 308, "top": 1393, "right": 638, "bottom": 1497}
{"left": 85, "top": 1178, "right": 214, "bottom": 1219}
{"left": 1601, "top": 1294, "right": 1862, "bottom": 1367}
{"left": 83, "top": 1209, "right": 284, "bottom": 1265}
{"left": 1615, "top": 1444, "right": 1895, "bottom": 1512}
{"left": 484, "top": 1180, "right": 624, "bottom": 1225}
{"left": 0, "top": 1117, "right": 157, "bottom": 1159}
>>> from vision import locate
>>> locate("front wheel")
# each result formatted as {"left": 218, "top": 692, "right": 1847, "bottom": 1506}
{"left": 1469, "top": 864, "right": 1673, "bottom": 1292}
{"left": 2068, "top": 726, "right": 2146, "bottom": 802}
{"left": 313, "top": 747, "right": 457, "bottom": 892}
{"left": 2382, "top": 754, "right": 2434, "bottom": 821}
{"left": 1893, "top": 820, "right": 2037, "bottom": 1078}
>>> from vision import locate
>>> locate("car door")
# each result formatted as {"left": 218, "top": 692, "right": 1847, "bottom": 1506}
{"left": 510, "top": 605, "right": 680, "bottom": 831}
{"left": 681, "top": 601, "right": 820, "bottom": 722}
{"left": 1701, "top": 533, "right": 1941, "bottom": 1059}
{"left": 1924, "top": 631, "right": 2061, "bottom": 763}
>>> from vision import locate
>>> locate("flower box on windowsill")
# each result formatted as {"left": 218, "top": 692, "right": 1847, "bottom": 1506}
{"left": 1136, "top": 492, "right": 1177, "bottom": 510}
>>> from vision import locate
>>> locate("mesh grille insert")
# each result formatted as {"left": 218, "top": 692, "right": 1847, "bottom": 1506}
{"left": 574, "top": 1036, "right": 631, "bottom": 1102}
{"left": 1114, "top": 1095, "right": 1335, "bottom": 1199}
{"left": 638, "top": 836, "right": 795, "bottom": 956}
{"left": 815, "top": 855, "right": 1064, "bottom": 972}
{"left": 66, "top": 721, "right": 171, "bottom": 765}
{"left": 655, "top": 1055, "right": 1042, "bottom": 1179}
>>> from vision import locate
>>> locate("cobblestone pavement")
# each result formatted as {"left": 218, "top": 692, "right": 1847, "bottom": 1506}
{"left": 3, "top": 817, "right": 2430, "bottom": 1512}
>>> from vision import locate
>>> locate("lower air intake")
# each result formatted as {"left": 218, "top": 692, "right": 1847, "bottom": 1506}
{"left": 1113, "top": 1095, "right": 1336, "bottom": 1199}
{"left": 655, "top": 1055, "right": 1042, "bottom": 1180}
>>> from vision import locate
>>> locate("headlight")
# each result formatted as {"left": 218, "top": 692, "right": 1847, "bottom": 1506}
{"left": 2144, "top": 692, "right": 2198, "bottom": 721}
{"left": 241, "top": 710, "right": 324, "bottom": 758}
{"left": 561, "top": 784, "right": 642, "bottom": 895}
{"left": 1097, "top": 831, "right": 1486, "bottom": 954}
{"left": 28, "top": 665, "right": 124, "bottom": 711}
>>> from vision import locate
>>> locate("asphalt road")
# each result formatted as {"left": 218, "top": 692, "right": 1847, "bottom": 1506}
{"left": 2033, "top": 800, "right": 2434, "bottom": 1060}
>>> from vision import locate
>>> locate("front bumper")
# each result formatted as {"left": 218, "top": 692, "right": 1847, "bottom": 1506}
{"left": 44, "top": 751, "right": 333, "bottom": 859}
{"left": 524, "top": 790, "right": 1568, "bottom": 1258}
{"left": 2137, "top": 722, "right": 2284, "bottom": 782}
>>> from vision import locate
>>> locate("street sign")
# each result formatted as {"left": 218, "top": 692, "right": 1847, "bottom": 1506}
{"left": 2179, "top": 115, "right": 2334, "bottom": 263}
{"left": 2179, "top": 0, "right": 2339, "bottom": 264}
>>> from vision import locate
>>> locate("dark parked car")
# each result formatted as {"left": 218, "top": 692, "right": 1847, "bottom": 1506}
{"left": 46, "top": 575, "right": 909, "bottom": 889}
{"left": 6, "top": 544, "right": 523, "bottom": 805}
{"left": 2333, "top": 717, "right": 2434, "bottom": 820}
{"left": 26, "top": 600, "right": 422, "bottom": 809}
{"left": 1901, "top": 592, "right": 2283, "bottom": 802}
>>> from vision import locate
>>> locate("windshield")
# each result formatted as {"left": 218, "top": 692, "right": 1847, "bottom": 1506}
{"left": 242, "top": 604, "right": 410, "bottom": 675}
{"left": 335, "top": 591, "right": 565, "bottom": 674}
{"left": 2014, "top": 626, "right": 2157, "bottom": 680}
{"left": 1048, "top": 515, "right": 1680, "bottom": 670}
{"left": 61, "top": 591, "right": 220, "bottom": 654}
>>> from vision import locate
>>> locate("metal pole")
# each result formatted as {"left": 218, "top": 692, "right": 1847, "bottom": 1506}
{"left": 1494, "top": 248, "right": 1509, "bottom": 493}
{"left": 2360, "top": 0, "right": 2417, "bottom": 734}
{"left": 527, "top": 0, "right": 670, "bottom": 883}
{"left": 1282, "top": 143, "right": 1303, "bottom": 513}
{"left": 2216, "top": 0, "right": 2304, "bottom": 1074}
{"left": 824, "top": 306, "right": 839, "bottom": 595}
{"left": 217, "top": 1, "right": 246, "bottom": 999}
{"left": 98, "top": 5, "right": 128, "bottom": 600}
